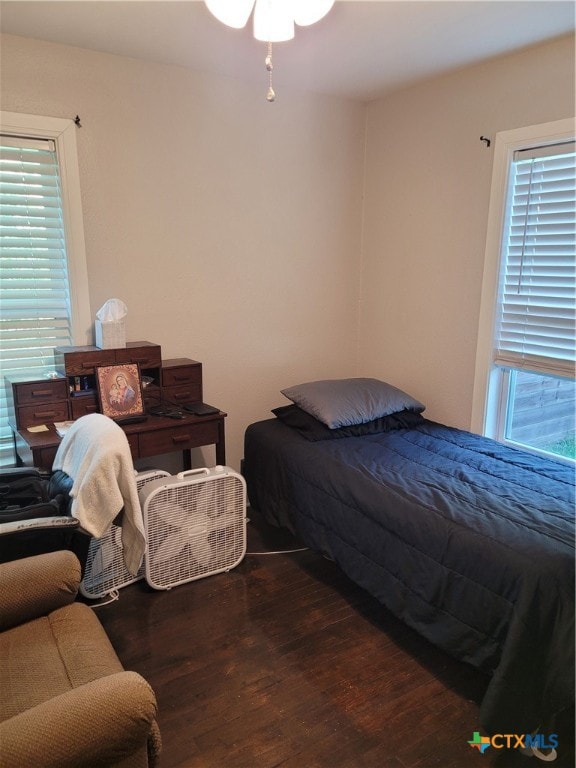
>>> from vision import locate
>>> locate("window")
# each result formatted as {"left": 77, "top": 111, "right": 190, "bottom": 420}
{"left": 473, "top": 118, "right": 575, "bottom": 462}
{"left": 0, "top": 112, "right": 90, "bottom": 466}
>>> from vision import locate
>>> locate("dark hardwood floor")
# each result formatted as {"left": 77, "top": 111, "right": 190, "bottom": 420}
{"left": 97, "top": 510, "right": 574, "bottom": 768}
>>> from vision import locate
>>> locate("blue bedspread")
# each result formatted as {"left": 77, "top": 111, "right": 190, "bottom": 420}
{"left": 243, "top": 417, "right": 575, "bottom": 734}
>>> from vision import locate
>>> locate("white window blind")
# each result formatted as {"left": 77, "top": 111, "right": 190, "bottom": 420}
{"left": 0, "top": 134, "right": 73, "bottom": 449}
{"left": 494, "top": 142, "right": 576, "bottom": 378}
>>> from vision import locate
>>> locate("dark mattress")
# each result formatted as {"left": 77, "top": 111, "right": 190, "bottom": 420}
{"left": 243, "top": 416, "right": 575, "bottom": 734}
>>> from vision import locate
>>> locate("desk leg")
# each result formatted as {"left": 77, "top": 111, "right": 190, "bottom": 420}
{"left": 216, "top": 419, "right": 226, "bottom": 465}
{"left": 13, "top": 432, "right": 23, "bottom": 467}
{"left": 183, "top": 450, "right": 192, "bottom": 471}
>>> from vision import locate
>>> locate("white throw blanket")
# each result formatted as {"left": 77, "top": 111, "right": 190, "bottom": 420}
{"left": 52, "top": 413, "right": 146, "bottom": 575}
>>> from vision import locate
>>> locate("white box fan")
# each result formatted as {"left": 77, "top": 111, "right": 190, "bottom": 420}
{"left": 140, "top": 466, "right": 247, "bottom": 590}
{"left": 80, "top": 469, "right": 170, "bottom": 599}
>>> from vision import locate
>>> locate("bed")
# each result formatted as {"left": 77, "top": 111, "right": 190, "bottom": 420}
{"left": 243, "top": 378, "right": 575, "bottom": 736}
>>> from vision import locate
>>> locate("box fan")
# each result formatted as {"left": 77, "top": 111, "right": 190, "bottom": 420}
{"left": 140, "top": 466, "right": 247, "bottom": 590}
{"left": 80, "top": 469, "right": 170, "bottom": 599}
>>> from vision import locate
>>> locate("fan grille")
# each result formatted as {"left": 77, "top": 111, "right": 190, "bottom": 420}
{"left": 80, "top": 469, "right": 170, "bottom": 599}
{"left": 144, "top": 473, "right": 247, "bottom": 589}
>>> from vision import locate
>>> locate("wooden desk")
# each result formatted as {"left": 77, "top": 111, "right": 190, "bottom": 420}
{"left": 6, "top": 344, "right": 226, "bottom": 471}
{"left": 12, "top": 411, "right": 226, "bottom": 471}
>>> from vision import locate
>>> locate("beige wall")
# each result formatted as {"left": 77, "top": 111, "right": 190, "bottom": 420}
{"left": 360, "top": 34, "right": 575, "bottom": 430}
{"left": 1, "top": 32, "right": 574, "bottom": 470}
{"left": 0, "top": 34, "right": 366, "bottom": 471}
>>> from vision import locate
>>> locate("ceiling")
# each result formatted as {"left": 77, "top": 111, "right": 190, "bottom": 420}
{"left": 0, "top": 1, "right": 574, "bottom": 101}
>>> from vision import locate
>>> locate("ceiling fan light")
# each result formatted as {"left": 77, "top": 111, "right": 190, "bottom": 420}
{"left": 253, "top": 0, "right": 295, "bottom": 42}
{"left": 292, "top": 0, "right": 335, "bottom": 27}
{"left": 204, "top": 0, "right": 255, "bottom": 29}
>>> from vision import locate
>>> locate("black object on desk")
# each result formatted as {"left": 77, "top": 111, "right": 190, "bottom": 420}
{"left": 116, "top": 415, "right": 148, "bottom": 425}
{"left": 182, "top": 403, "right": 220, "bottom": 416}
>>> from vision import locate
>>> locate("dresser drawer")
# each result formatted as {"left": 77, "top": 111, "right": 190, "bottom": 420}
{"left": 70, "top": 395, "right": 99, "bottom": 419}
{"left": 163, "top": 384, "right": 202, "bottom": 405}
{"left": 57, "top": 348, "right": 116, "bottom": 375}
{"left": 15, "top": 379, "right": 68, "bottom": 406}
{"left": 18, "top": 402, "right": 70, "bottom": 428}
{"left": 138, "top": 420, "right": 219, "bottom": 458}
{"left": 116, "top": 344, "right": 162, "bottom": 369}
{"left": 161, "top": 362, "right": 202, "bottom": 388}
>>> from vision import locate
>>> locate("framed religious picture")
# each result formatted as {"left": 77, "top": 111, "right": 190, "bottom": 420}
{"left": 95, "top": 363, "right": 145, "bottom": 421}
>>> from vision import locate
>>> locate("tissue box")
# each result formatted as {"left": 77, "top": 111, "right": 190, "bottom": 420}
{"left": 95, "top": 319, "right": 126, "bottom": 349}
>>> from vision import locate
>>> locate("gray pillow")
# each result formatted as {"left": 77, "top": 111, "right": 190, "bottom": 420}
{"left": 281, "top": 378, "right": 425, "bottom": 429}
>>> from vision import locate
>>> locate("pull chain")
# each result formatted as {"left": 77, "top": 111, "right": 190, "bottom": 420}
{"left": 265, "top": 42, "right": 275, "bottom": 102}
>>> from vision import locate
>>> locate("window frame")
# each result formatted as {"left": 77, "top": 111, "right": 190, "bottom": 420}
{"left": 0, "top": 111, "right": 91, "bottom": 465}
{"left": 472, "top": 117, "right": 575, "bottom": 452}
{"left": 0, "top": 110, "right": 92, "bottom": 346}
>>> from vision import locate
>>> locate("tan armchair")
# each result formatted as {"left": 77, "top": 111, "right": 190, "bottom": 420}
{"left": 0, "top": 551, "right": 161, "bottom": 768}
